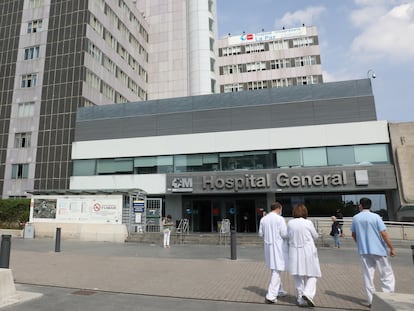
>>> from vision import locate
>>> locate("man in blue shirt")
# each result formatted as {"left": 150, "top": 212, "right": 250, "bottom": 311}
{"left": 350, "top": 197, "right": 396, "bottom": 306}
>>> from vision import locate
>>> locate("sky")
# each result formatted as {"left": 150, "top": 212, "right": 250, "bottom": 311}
{"left": 216, "top": 0, "right": 414, "bottom": 122}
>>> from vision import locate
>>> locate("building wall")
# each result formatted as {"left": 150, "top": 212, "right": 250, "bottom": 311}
{"left": 137, "top": 0, "right": 218, "bottom": 100}
{"left": 388, "top": 122, "right": 414, "bottom": 214}
{"left": 217, "top": 26, "right": 323, "bottom": 92}
{"left": 74, "top": 79, "right": 377, "bottom": 142}
{"left": 0, "top": 0, "right": 27, "bottom": 197}
{"left": 1, "top": 0, "right": 149, "bottom": 197}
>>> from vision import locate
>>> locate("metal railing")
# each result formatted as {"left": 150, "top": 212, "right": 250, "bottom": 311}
{"left": 310, "top": 217, "right": 414, "bottom": 241}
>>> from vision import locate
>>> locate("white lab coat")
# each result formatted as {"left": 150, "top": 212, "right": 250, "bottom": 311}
{"left": 258, "top": 212, "right": 288, "bottom": 271}
{"left": 287, "top": 217, "right": 321, "bottom": 277}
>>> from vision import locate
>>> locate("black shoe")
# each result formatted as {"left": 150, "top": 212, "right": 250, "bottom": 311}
{"left": 265, "top": 298, "right": 275, "bottom": 304}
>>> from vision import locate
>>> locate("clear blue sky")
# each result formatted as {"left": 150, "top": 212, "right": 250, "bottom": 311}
{"left": 216, "top": 0, "right": 414, "bottom": 122}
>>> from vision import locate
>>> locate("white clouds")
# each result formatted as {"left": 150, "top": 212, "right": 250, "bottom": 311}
{"left": 351, "top": 2, "right": 414, "bottom": 63}
{"left": 275, "top": 6, "right": 326, "bottom": 28}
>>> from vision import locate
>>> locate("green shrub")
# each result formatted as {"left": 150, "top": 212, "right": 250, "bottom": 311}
{"left": 0, "top": 199, "right": 30, "bottom": 229}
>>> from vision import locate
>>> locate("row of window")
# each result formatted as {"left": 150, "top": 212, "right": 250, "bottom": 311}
{"left": 87, "top": 41, "right": 147, "bottom": 100}
{"left": 89, "top": 13, "right": 147, "bottom": 62}
{"left": 85, "top": 68, "right": 146, "bottom": 103}
{"left": 221, "top": 55, "right": 319, "bottom": 75}
{"left": 221, "top": 75, "right": 321, "bottom": 93}
{"left": 72, "top": 144, "right": 390, "bottom": 176}
{"left": 220, "top": 36, "right": 317, "bottom": 57}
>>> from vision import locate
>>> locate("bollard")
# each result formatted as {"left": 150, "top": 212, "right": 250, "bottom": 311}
{"left": 230, "top": 230, "right": 237, "bottom": 260}
{"left": 55, "top": 227, "right": 61, "bottom": 252}
{"left": 0, "top": 234, "right": 12, "bottom": 268}
{"left": 411, "top": 245, "right": 414, "bottom": 265}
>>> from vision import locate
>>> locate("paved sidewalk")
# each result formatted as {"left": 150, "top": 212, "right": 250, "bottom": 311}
{"left": 4, "top": 238, "right": 414, "bottom": 310}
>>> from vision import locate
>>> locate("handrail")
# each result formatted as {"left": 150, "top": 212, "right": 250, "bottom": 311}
{"left": 308, "top": 217, "right": 414, "bottom": 241}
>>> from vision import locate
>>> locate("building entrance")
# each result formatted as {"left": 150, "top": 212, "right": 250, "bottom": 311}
{"left": 182, "top": 195, "right": 266, "bottom": 233}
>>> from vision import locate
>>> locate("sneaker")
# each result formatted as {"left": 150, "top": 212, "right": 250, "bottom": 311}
{"left": 302, "top": 294, "right": 315, "bottom": 307}
{"left": 297, "top": 297, "right": 308, "bottom": 307}
{"left": 278, "top": 290, "right": 287, "bottom": 297}
{"left": 264, "top": 298, "right": 276, "bottom": 304}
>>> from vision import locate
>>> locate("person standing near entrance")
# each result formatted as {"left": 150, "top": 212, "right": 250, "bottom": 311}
{"left": 258, "top": 201, "right": 288, "bottom": 304}
{"left": 287, "top": 204, "right": 321, "bottom": 307}
{"left": 162, "top": 214, "right": 173, "bottom": 248}
{"left": 350, "top": 197, "right": 396, "bottom": 307}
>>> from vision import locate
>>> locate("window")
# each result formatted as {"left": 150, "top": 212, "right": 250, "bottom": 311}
{"left": 223, "top": 83, "right": 244, "bottom": 93}
{"left": 11, "top": 164, "right": 29, "bottom": 179}
{"left": 17, "top": 102, "right": 35, "bottom": 117}
{"left": 103, "top": 55, "right": 116, "bottom": 75}
{"left": 269, "top": 40, "right": 289, "bottom": 50}
{"left": 327, "top": 146, "right": 355, "bottom": 166}
{"left": 85, "top": 69, "right": 100, "bottom": 91}
{"left": 245, "top": 43, "right": 265, "bottom": 53}
{"left": 271, "top": 78, "right": 293, "bottom": 88}
{"left": 246, "top": 61, "right": 266, "bottom": 72}
{"left": 297, "top": 76, "right": 320, "bottom": 86}
{"left": 27, "top": 19, "right": 43, "bottom": 33}
{"left": 209, "top": 18, "right": 214, "bottom": 32}
{"left": 97, "top": 158, "right": 132, "bottom": 175}
{"left": 105, "top": 30, "right": 117, "bottom": 49}
{"left": 248, "top": 81, "right": 268, "bottom": 90}
{"left": 174, "top": 154, "right": 219, "bottom": 172}
{"left": 294, "top": 56, "right": 317, "bottom": 67}
{"left": 14, "top": 133, "right": 31, "bottom": 148}
{"left": 276, "top": 149, "right": 302, "bottom": 168}
{"left": 21, "top": 74, "right": 37, "bottom": 88}
{"left": 354, "top": 144, "right": 390, "bottom": 164}
{"left": 90, "top": 15, "right": 104, "bottom": 37}
{"left": 73, "top": 159, "right": 96, "bottom": 176}
{"left": 222, "top": 46, "right": 241, "bottom": 56}
{"left": 117, "top": 44, "right": 128, "bottom": 60}
{"left": 210, "top": 58, "right": 215, "bottom": 72}
{"left": 220, "top": 151, "right": 270, "bottom": 171}
{"left": 292, "top": 37, "right": 314, "bottom": 48}
{"left": 28, "top": 0, "right": 44, "bottom": 9}
{"left": 87, "top": 41, "right": 102, "bottom": 63}
{"left": 302, "top": 148, "right": 327, "bottom": 167}
{"left": 222, "top": 64, "right": 242, "bottom": 75}
{"left": 24, "top": 46, "right": 40, "bottom": 60}
{"left": 102, "top": 82, "right": 115, "bottom": 101}
{"left": 134, "top": 156, "right": 173, "bottom": 174}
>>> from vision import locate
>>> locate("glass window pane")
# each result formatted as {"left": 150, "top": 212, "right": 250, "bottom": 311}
{"left": 203, "top": 154, "right": 218, "bottom": 164}
{"left": 73, "top": 160, "right": 95, "bottom": 176}
{"left": 354, "top": 144, "right": 389, "bottom": 164}
{"left": 327, "top": 146, "right": 355, "bottom": 166}
{"left": 276, "top": 149, "right": 302, "bottom": 167}
{"left": 134, "top": 157, "right": 156, "bottom": 167}
{"left": 97, "top": 158, "right": 132, "bottom": 174}
{"left": 303, "top": 148, "right": 327, "bottom": 167}
{"left": 157, "top": 156, "right": 173, "bottom": 165}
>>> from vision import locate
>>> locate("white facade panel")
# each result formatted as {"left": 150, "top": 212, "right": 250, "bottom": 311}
{"left": 70, "top": 174, "right": 167, "bottom": 194}
{"left": 72, "top": 121, "right": 389, "bottom": 159}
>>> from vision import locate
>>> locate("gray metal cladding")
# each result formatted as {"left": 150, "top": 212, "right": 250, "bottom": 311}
{"left": 74, "top": 79, "right": 377, "bottom": 141}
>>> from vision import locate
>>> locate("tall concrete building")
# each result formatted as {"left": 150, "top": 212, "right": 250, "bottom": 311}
{"left": 217, "top": 26, "right": 323, "bottom": 92}
{"left": 0, "top": 0, "right": 150, "bottom": 198}
{"left": 0, "top": 0, "right": 220, "bottom": 198}
{"left": 136, "top": 0, "right": 219, "bottom": 99}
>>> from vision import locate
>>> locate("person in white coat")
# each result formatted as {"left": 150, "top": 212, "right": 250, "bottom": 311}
{"left": 287, "top": 204, "right": 321, "bottom": 307}
{"left": 258, "top": 201, "right": 288, "bottom": 304}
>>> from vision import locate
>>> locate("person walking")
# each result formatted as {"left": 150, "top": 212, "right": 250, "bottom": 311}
{"left": 350, "top": 197, "right": 396, "bottom": 307}
{"left": 330, "top": 216, "right": 341, "bottom": 248}
{"left": 162, "top": 214, "right": 173, "bottom": 248}
{"left": 258, "top": 202, "right": 288, "bottom": 304}
{"left": 287, "top": 204, "right": 321, "bottom": 307}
